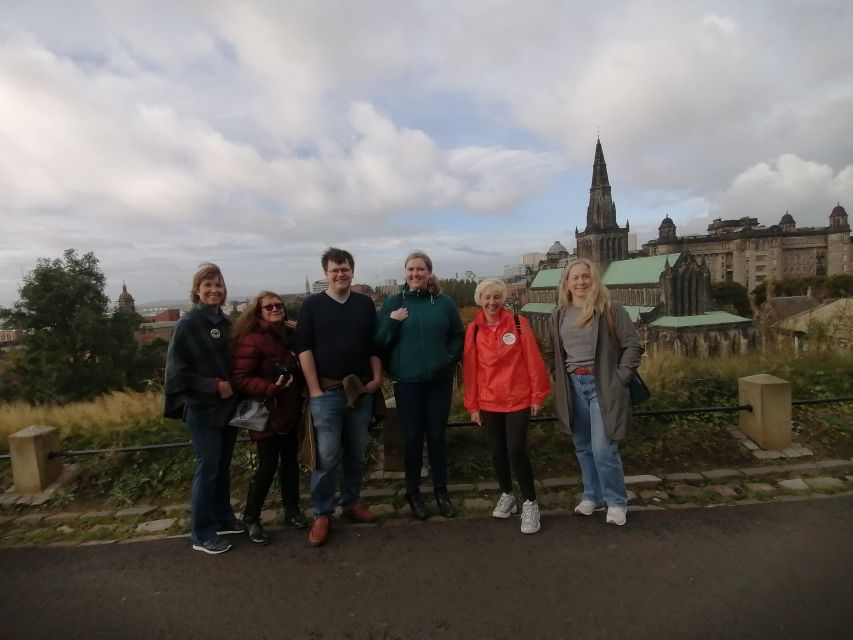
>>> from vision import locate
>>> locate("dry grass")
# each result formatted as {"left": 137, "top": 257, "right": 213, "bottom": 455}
{"left": 0, "top": 390, "right": 163, "bottom": 449}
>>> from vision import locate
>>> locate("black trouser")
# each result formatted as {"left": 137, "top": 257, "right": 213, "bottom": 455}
{"left": 243, "top": 430, "right": 300, "bottom": 522}
{"left": 482, "top": 408, "right": 536, "bottom": 502}
{"left": 394, "top": 378, "right": 453, "bottom": 497}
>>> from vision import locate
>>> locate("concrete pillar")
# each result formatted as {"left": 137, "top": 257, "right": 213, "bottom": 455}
{"left": 738, "top": 375, "right": 792, "bottom": 450}
{"left": 8, "top": 425, "right": 63, "bottom": 494}
{"left": 382, "top": 403, "right": 404, "bottom": 472}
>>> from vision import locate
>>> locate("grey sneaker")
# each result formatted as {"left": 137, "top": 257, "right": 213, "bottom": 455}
{"left": 573, "top": 499, "right": 606, "bottom": 516}
{"left": 492, "top": 492, "right": 517, "bottom": 519}
{"left": 192, "top": 536, "right": 232, "bottom": 555}
{"left": 520, "top": 500, "right": 541, "bottom": 534}
{"left": 606, "top": 506, "right": 627, "bottom": 526}
{"left": 216, "top": 519, "right": 246, "bottom": 535}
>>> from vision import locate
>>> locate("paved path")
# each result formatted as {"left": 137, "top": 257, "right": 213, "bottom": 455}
{"left": 2, "top": 496, "right": 852, "bottom": 639}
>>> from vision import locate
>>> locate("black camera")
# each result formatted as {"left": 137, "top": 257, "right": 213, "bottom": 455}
{"left": 272, "top": 362, "right": 300, "bottom": 379}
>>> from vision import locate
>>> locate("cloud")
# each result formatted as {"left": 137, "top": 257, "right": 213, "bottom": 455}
{"left": 712, "top": 154, "right": 853, "bottom": 225}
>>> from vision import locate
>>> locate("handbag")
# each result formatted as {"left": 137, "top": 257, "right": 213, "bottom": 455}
{"left": 604, "top": 307, "right": 652, "bottom": 406}
{"left": 228, "top": 398, "right": 270, "bottom": 431}
{"left": 627, "top": 372, "right": 651, "bottom": 405}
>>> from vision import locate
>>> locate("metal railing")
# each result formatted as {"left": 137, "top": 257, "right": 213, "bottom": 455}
{"left": 0, "top": 395, "right": 850, "bottom": 462}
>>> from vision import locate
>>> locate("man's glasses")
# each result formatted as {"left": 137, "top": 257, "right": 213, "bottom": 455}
{"left": 326, "top": 268, "right": 352, "bottom": 275}
{"left": 262, "top": 303, "right": 284, "bottom": 311}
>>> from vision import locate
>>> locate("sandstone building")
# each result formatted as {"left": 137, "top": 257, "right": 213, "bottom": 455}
{"left": 643, "top": 205, "right": 851, "bottom": 292}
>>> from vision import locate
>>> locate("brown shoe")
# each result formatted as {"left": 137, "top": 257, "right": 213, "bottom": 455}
{"left": 341, "top": 503, "right": 378, "bottom": 523}
{"left": 308, "top": 516, "right": 331, "bottom": 546}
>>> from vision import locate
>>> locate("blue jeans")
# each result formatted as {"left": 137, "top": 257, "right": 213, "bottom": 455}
{"left": 569, "top": 373, "right": 627, "bottom": 507}
{"left": 186, "top": 407, "right": 238, "bottom": 543}
{"left": 308, "top": 389, "right": 373, "bottom": 516}
{"left": 393, "top": 379, "right": 453, "bottom": 497}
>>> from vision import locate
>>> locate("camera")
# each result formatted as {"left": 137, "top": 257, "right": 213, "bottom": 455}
{"left": 272, "top": 362, "right": 300, "bottom": 379}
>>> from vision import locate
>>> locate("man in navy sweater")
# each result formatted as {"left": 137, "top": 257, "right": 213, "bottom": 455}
{"left": 295, "top": 247, "right": 383, "bottom": 546}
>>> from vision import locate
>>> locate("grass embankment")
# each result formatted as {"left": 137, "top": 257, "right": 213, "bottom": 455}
{"left": 1, "top": 349, "right": 850, "bottom": 507}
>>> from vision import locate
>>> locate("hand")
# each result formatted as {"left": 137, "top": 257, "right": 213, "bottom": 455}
{"left": 530, "top": 404, "right": 542, "bottom": 417}
{"left": 308, "top": 388, "right": 324, "bottom": 398}
{"left": 217, "top": 380, "right": 233, "bottom": 399}
{"left": 390, "top": 307, "right": 409, "bottom": 322}
{"left": 470, "top": 410, "right": 482, "bottom": 426}
{"left": 364, "top": 378, "right": 382, "bottom": 393}
{"left": 275, "top": 374, "right": 294, "bottom": 388}
{"left": 284, "top": 320, "right": 297, "bottom": 329}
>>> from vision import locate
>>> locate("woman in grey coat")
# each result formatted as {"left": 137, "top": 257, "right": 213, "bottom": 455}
{"left": 545, "top": 258, "right": 642, "bottom": 526}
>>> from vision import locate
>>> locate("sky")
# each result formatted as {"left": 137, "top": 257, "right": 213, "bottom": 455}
{"left": 1, "top": 0, "right": 852, "bottom": 307}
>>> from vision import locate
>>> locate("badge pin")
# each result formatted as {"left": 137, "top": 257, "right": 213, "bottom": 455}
{"left": 502, "top": 332, "right": 516, "bottom": 345}
{"left": 210, "top": 329, "right": 221, "bottom": 339}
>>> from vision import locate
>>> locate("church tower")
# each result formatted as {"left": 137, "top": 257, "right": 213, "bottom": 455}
{"left": 117, "top": 281, "right": 136, "bottom": 314}
{"left": 575, "top": 138, "right": 629, "bottom": 272}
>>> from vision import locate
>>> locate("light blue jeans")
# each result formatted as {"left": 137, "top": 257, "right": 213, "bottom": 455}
{"left": 569, "top": 372, "right": 628, "bottom": 508}
{"left": 308, "top": 389, "right": 373, "bottom": 516}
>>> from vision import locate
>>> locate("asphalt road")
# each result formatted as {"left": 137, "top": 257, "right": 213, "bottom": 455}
{"left": 2, "top": 496, "right": 852, "bottom": 640}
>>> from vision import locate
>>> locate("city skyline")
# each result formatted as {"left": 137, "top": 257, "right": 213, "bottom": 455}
{"left": 1, "top": 1, "right": 852, "bottom": 307}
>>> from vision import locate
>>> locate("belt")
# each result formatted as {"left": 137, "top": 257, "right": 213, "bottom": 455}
{"left": 571, "top": 367, "right": 594, "bottom": 375}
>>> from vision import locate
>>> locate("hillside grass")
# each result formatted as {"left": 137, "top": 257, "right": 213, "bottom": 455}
{"left": 1, "top": 348, "right": 850, "bottom": 505}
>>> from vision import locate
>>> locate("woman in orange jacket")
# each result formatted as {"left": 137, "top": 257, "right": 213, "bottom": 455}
{"left": 463, "top": 278, "right": 550, "bottom": 534}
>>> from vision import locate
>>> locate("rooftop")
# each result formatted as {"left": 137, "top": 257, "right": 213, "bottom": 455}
{"left": 602, "top": 253, "right": 681, "bottom": 286}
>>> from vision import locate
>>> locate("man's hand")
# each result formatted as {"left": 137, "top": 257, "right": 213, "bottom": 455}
{"left": 217, "top": 380, "right": 233, "bottom": 399}
{"left": 364, "top": 377, "right": 382, "bottom": 393}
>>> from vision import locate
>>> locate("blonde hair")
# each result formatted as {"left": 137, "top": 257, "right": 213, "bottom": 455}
{"left": 231, "top": 291, "right": 288, "bottom": 345}
{"left": 474, "top": 278, "right": 507, "bottom": 305}
{"left": 404, "top": 250, "right": 441, "bottom": 295}
{"left": 557, "top": 258, "right": 610, "bottom": 327}
{"left": 190, "top": 262, "right": 227, "bottom": 304}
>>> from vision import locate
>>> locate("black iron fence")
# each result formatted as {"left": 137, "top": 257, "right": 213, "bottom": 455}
{"left": 0, "top": 395, "right": 850, "bottom": 463}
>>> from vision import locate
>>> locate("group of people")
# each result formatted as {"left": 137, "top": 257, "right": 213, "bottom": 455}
{"left": 164, "top": 248, "right": 643, "bottom": 555}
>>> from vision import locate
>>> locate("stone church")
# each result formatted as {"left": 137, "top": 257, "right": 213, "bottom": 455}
{"left": 520, "top": 138, "right": 754, "bottom": 355}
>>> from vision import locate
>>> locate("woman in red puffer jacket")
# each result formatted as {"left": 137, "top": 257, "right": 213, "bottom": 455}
{"left": 231, "top": 291, "right": 306, "bottom": 545}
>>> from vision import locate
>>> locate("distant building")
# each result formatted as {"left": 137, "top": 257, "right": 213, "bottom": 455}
{"left": 312, "top": 279, "right": 327, "bottom": 293}
{"left": 117, "top": 282, "right": 136, "bottom": 314}
{"left": 521, "top": 252, "right": 546, "bottom": 267}
{"left": 643, "top": 205, "right": 852, "bottom": 291}
{"left": 575, "top": 138, "right": 630, "bottom": 273}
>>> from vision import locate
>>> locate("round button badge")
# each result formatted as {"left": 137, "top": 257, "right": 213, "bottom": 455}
{"left": 502, "top": 332, "right": 516, "bottom": 345}
{"left": 210, "top": 329, "right": 221, "bottom": 339}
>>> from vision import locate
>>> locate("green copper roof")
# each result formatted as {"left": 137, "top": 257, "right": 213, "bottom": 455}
{"left": 649, "top": 312, "right": 752, "bottom": 327}
{"left": 529, "top": 268, "right": 563, "bottom": 289}
{"left": 602, "top": 253, "right": 681, "bottom": 286}
{"left": 622, "top": 306, "right": 656, "bottom": 322}
{"left": 520, "top": 302, "right": 556, "bottom": 314}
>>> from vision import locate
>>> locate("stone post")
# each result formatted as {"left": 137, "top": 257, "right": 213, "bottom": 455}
{"left": 381, "top": 399, "right": 404, "bottom": 472}
{"left": 8, "top": 425, "right": 63, "bottom": 494}
{"left": 738, "top": 374, "right": 792, "bottom": 450}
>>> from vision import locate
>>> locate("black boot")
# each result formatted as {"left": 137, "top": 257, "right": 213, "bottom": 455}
{"left": 435, "top": 490, "right": 457, "bottom": 518}
{"left": 406, "top": 494, "right": 429, "bottom": 521}
{"left": 245, "top": 519, "right": 270, "bottom": 545}
{"left": 283, "top": 507, "right": 308, "bottom": 529}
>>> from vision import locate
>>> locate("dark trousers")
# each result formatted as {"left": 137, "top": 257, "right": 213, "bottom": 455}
{"left": 186, "top": 408, "right": 238, "bottom": 543}
{"left": 482, "top": 408, "right": 536, "bottom": 502}
{"left": 244, "top": 430, "right": 301, "bottom": 522}
{"left": 394, "top": 378, "right": 453, "bottom": 497}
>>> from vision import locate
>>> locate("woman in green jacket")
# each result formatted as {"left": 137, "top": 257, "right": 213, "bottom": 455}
{"left": 375, "top": 251, "right": 465, "bottom": 520}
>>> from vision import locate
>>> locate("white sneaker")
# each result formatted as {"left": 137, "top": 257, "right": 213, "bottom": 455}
{"left": 520, "top": 500, "right": 541, "bottom": 534}
{"left": 492, "top": 492, "right": 517, "bottom": 519}
{"left": 606, "top": 506, "right": 627, "bottom": 526}
{"left": 573, "top": 499, "right": 606, "bottom": 516}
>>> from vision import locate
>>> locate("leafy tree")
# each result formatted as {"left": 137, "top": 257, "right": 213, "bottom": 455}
{"left": 0, "top": 249, "right": 149, "bottom": 404}
{"left": 711, "top": 281, "right": 752, "bottom": 317}
{"left": 438, "top": 278, "right": 478, "bottom": 308}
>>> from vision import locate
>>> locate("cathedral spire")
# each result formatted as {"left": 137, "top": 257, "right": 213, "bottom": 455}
{"left": 590, "top": 137, "right": 611, "bottom": 192}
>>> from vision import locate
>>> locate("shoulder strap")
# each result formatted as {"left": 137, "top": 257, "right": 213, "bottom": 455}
{"left": 513, "top": 314, "right": 521, "bottom": 335}
{"left": 473, "top": 324, "right": 479, "bottom": 341}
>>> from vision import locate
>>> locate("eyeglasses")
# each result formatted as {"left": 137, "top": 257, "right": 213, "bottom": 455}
{"left": 262, "top": 303, "right": 284, "bottom": 311}
{"left": 326, "top": 268, "right": 352, "bottom": 275}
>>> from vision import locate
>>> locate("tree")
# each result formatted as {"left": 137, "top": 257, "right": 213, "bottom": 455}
{"left": 0, "top": 249, "right": 147, "bottom": 404}
{"left": 712, "top": 281, "right": 752, "bottom": 317}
